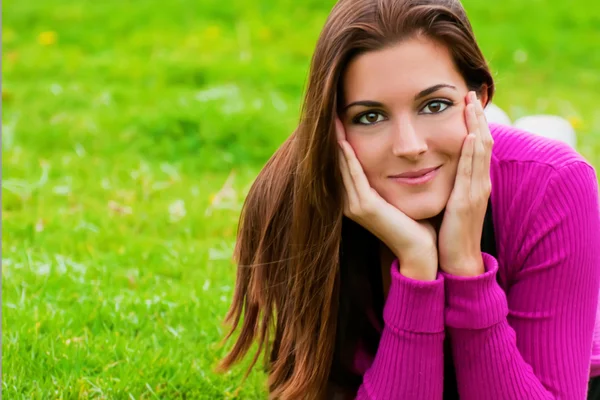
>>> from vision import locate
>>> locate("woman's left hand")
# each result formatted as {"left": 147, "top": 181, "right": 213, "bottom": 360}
{"left": 438, "top": 91, "right": 494, "bottom": 276}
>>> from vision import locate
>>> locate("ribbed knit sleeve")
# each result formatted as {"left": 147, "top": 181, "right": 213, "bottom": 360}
{"left": 441, "top": 161, "right": 600, "bottom": 399}
{"left": 355, "top": 259, "right": 445, "bottom": 399}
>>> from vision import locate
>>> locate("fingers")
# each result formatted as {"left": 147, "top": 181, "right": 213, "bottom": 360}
{"left": 473, "top": 94, "right": 493, "bottom": 192}
{"left": 471, "top": 92, "right": 494, "bottom": 148}
{"left": 338, "top": 148, "right": 358, "bottom": 213}
{"left": 336, "top": 118, "right": 358, "bottom": 213}
{"left": 335, "top": 117, "right": 372, "bottom": 195}
{"left": 339, "top": 141, "right": 371, "bottom": 192}
{"left": 465, "top": 99, "right": 484, "bottom": 194}
{"left": 467, "top": 92, "right": 493, "bottom": 195}
{"left": 336, "top": 116, "right": 378, "bottom": 217}
{"left": 335, "top": 116, "right": 346, "bottom": 142}
{"left": 454, "top": 133, "right": 475, "bottom": 198}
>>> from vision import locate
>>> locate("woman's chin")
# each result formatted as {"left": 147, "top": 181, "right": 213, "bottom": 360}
{"left": 410, "top": 209, "right": 443, "bottom": 222}
{"left": 393, "top": 202, "right": 444, "bottom": 222}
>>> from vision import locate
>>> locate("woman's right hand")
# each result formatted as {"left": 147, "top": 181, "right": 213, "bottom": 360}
{"left": 335, "top": 117, "right": 439, "bottom": 281}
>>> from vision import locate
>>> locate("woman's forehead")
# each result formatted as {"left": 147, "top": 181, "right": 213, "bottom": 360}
{"left": 342, "top": 38, "right": 465, "bottom": 102}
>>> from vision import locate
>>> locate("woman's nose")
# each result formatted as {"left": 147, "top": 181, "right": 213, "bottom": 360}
{"left": 391, "top": 119, "right": 428, "bottom": 159}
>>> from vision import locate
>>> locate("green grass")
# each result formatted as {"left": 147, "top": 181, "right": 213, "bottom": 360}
{"left": 3, "top": 0, "right": 599, "bottom": 398}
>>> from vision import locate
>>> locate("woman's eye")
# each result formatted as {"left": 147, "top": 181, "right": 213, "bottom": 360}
{"left": 422, "top": 100, "right": 452, "bottom": 114}
{"left": 355, "top": 112, "right": 386, "bottom": 125}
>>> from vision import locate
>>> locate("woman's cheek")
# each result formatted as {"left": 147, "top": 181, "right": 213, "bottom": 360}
{"left": 346, "top": 133, "right": 387, "bottom": 177}
{"left": 430, "top": 110, "right": 469, "bottom": 149}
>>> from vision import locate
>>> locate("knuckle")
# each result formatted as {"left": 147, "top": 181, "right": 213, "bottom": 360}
{"left": 453, "top": 194, "right": 467, "bottom": 206}
{"left": 476, "top": 188, "right": 491, "bottom": 202}
{"left": 483, "top": 183, "right": 492, "bottom": 196}
{"left": 455, "top": 202, "right": 471, "bottom": 215}
{"left": 349, "top": 168, "right": 361, "bottom": 180}
{"left": 359, "top": 199, "right": 375, "bottom": 216}
{"left": 347, "top": 203, "right": 360, "bottom": 217}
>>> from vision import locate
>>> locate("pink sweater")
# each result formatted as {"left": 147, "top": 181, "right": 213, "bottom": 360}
{"left": 353, "top": 123, "right": 600, "bottom": 399}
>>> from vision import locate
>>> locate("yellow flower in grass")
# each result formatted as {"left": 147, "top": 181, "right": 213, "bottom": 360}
{"left": 204, "top": 25, "right": 221, "bottom": 41}
{"left": 38, "top": 31, "right": 57, "bottom": 46}
{"left": 567, "top": 116, "right": 583, "bottom": 130}
{"left": 258, "top": 26, "right": 272, "bottom": 41}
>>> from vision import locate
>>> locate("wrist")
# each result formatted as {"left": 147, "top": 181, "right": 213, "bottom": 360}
{"left": 395, "top": 248, "right": 438, "bottom": 281}
{"left": 441, "top": 255, "right": 485, "bottom": 277}
{"left": 399, "top": 266, "right": 437, "bottom": 281}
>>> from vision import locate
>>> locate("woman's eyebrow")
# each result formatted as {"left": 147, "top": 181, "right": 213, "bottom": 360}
{"left": 343, "top": 100, "right": 383, "bottom": 111}
{"left": 343, "top": 84, "right": 458, "bottom": 111}
{"left": 414, "top": 84, "right": 457, "bottom": 101}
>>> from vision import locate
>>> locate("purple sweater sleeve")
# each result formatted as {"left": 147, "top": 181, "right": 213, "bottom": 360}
{"left": 355, "top": 260, "right": 446, "bottom": 399}
{"left": 355, "top": 161, "right": 600, "bottom": 400}
{"left": 441, "top": 162, "right": 600, "bottom": 399}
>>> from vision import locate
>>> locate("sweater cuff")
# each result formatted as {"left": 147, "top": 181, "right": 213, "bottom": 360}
{"left": 441, "top": 253, "right": 508, "bottom": 330}
{"left": 383, "top": 259, "right": 445, "bottom": 333}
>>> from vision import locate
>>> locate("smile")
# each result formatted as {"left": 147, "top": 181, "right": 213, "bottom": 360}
{"left": 389, "top": 166, "right": 441, "bottom": 185}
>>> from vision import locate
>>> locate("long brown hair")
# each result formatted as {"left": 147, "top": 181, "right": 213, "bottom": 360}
{"left": 216, "top": 0, "right": 495, "bottom": 398}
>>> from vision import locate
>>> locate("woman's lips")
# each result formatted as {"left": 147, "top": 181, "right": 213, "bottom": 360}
{"left": 389, "top": 166, "right": 441, "bottom": 185}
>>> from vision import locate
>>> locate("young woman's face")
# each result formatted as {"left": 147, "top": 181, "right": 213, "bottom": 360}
{"left": 341, "top": 36, "right": 486, "bottom": 221}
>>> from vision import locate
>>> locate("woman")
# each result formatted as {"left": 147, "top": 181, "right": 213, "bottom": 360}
{"left": 217, "top": 0, "right": 600, "bottom": 398}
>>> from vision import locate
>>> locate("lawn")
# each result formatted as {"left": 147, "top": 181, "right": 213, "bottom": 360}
{"left": 2, "top": 0, "right": 599, "bottom": 398}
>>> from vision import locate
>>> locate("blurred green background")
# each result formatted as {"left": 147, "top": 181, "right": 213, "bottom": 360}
{"left": 2, "top": 0, "right": 599, "bottom": 398}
